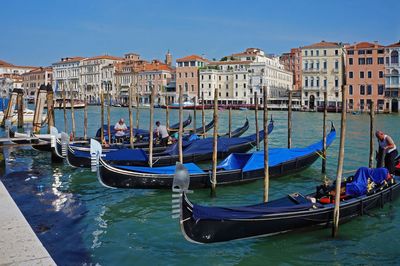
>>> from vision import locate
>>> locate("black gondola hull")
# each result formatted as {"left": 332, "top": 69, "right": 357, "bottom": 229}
{"left": 180, "top": 181, "right": 400, "bottom": 243}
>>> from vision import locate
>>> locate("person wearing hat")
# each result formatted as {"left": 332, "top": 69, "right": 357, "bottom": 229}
{"left": 155, "top": 121, "right": 169, "bottom": 146}
{"left": 376, "top": 130, "right": 398, "bottom": 174}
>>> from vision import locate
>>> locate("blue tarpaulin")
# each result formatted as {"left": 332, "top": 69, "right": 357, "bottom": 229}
{"left": 112, "top": 163, "right": 205, "bottom": 174}
{"left": 218, "top": 127, "right": 336, "bottom": 172}
{"left": 103, "top": 148, "right": 148, "bottom": 162}
{"left": 345, "top": 167, "right": 388, "bottom": 196}
{"left": 0, "top": 98, "right": 9, "bottom": 111}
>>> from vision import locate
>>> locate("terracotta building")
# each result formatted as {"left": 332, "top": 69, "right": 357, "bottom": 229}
{"left": 136, "top": 60, "right": 174, "bottom": 105}
{"left": 385, "top": 41, "right": 400, "bottom": 112}
{"left": 22, "top": 67, "right": 53, "bottom": 100}
{"left": 280, "top": 48, "right": 302, "bottom": 90}
{"left": 176, "top": 55, "right": 208, "bottom": 103}
{"left": 345, "top": 42, "right": 386, "bottom": 112}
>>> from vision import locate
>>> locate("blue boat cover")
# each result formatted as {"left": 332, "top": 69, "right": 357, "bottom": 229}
{"left": 217, "top": 128, "right": 336, "bottom": 172}
{"left": 112, "top": 163, "right": 205, "bottom": 174}
{"left": 345, "top": 167, "right": 389, "bottom": 196}
{"left": 104, "top": 148, "right": 148, "bottom": 162}
{"left": 0, "top": 98, "right": 9, "bottom": 111}
{"left": 192, "top": 201, "right": 315, "bottom": 220}
{"left": 70, "top": 145, "right": 148, "bottom": 162}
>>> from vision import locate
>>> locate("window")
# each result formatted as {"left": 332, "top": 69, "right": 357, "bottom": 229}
{"left": 349, "top": 85, "right": 353, "bottom": 95}
{"left": 378, "top": 49, "right": 384, "bottom": 54}
{"left": 349, "top": 58, "right": 353, "bottom": 65}
{"left": 311, "top": 78, "right": 314, "bottom": 87}
{"left": 324, "top": 79, "right": 327, "bottom": 87}
{"left": 244, "top": 83, "right": 246, "bottom": 88}
{"left": 208, "top": 84, "right": 211, "bottom": 88}
{"left": 347, "top": 50, "right": 354, "bottom": 55}
{"left": 335, "top": 61, "right": 339, "bottom": 69}
{"left": 311, "top": 50, "right": 314, "bottom": 56}
{"left": 335, "top": 50, "right": 338, "bottom": 55}
{"left": 367, "top": 85, "right": 372, "bottom": 95}
{"left": 379, "top": 71, "right": 384, "bottom": 78}
{"left": 209, "top": 75, "right": 211, "bottom": 79}
{"left": 378, "top": 84, "right": 384, "bottom": 95}
{"left": 358, "top": 50, "right": 365, "bottom": 55}
{"left": 235, "top": 83, "right": 238, "bottom": 88}
{"left": 391, "top": 51, "right": 399, "bottom": 64}
{"left": 304, "top": 62, "right": 308, "bottom": 70}
{"left": 305, "top": 50, "right": 308, "bottom": 56}
{"left": 226, "top": 92, "right": 229, "bottom": 97}
{"left": 366, "top": 50, "right": 372, "bottom": 54}
{"left": 358, "top": 58, "right": 366, "bottom": 65}
{"left": 323, "top": 50, "right": 327, "bottom": 56}
{"left": 305, "top": 78, "right": 308, "bottom": 87}
{"left": 323, "top": 61, "right": 327, "bottom": 69}
{"left": 316, "top": 61, "right": 320, "bottom": 69}
{"left": 335, "top": 79, "right": 338, "bottom": 87}
{"left": 235, "top": 74, "right": 238, "bottom": 80}
{"left": 349, "top": 71, "right": 353, "bottom": 78}
{"left": 378, "top": 57, "right": 384, "bottom": 64}
{"left": 316, "top": 78, "right": 320, "bottom": 87}
{"left": 366, "top": 58, "right": 373, "bottom": 65}
{"left": 360, "top": 71, "right": 365, "bottom": 78}
{"left": 360, "top": 99, "right": 365, "bottom": 109}
{"left": 360, "top": 85, "right": 365, "bottom": 95}
{"left": 316, "top": 50, "right": 319, "bottom": 56}
{"left": 368, "top": 71, "right": 372, "bottom": 78}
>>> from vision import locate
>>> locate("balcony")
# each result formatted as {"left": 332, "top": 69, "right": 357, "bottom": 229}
{"left": 302, "top": 68, "right": 320, "bottom": 73}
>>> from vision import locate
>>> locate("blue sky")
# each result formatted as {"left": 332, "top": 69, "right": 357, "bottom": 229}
{"left": 1, "top": 0, "right": 399, "bottom": 66}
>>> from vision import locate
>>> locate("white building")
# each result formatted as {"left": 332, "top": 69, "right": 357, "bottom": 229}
{"left": 385, "top": 41, "right": 400, "bottom": 112}
{"left": 200, "top": 48, "right": 293, "bottom": 107}
{"left": 301, "top": 41, "right": 345, "bottom": 110}
{"left": 52, "top": 57, "right": 85, "bottom": 100}
{"left": 80, "top": 55, "right": 124, "bottom": 103}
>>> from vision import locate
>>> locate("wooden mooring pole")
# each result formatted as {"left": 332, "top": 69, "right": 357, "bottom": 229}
{"left": 136, "top": 87, "right": 140, "bottom": 132}
{"left": 2, "top": 89, "right": 18, "bottom": 126}
{"left": 84, "top": 100, "right": 88, "bottom": 140}
{"left": 178, "top": 84, "right": 183, "bottom": 163}
{"left": 165, "top": 96, "right": 170, "bottom": 130}
{"left": 100, "top": 92, "right": 104, "bottom": 143}
{"left": 332, "top": 84, "right": 347, "bottom": 237}
{"left": 32, "top": 85, "right": 47, "bottom": 134}
{"left": 201, "top": 92, "right": 205, "bottom": 138}
{"left": 107, "top": 94, "right": 111, "bottom": 144}
{"left": 193, "top": 97, "right": 197, "bottom": 134}
{"left": 149, "top": 84, "right": 155, "bottom": 167}
{"left": 46, "top": 84, "right": 55, "bottom": 134}
{"left": 263, "top": 86, "right": 269, "bottom": 202}
{"left": 228, "top": 107, "right": 232, "bottom": 138}
{"left": 369, "top": 101, "right": 375, "bottom": 168}
{"left": 62, "top": 88, "right": 67, "bottom": 133}
{"left": 322, "top": 91, "right": 328, "bottom": 174}
{"left": 70, "top": 82, "right": 76, "bottom": 140}
{"left": 287, "top": 90, "right": 292, "bottom": 148}
{"left": 254, "top": 92, "right": 259, "bottom": 150}
{"left": 210, "top": 87, "right": 218, "bottom": 197}
{"left": 129, "top": 83, "right": 134, "bottom": 148}
{"left": 16, "top": 89, "right": 24, "bottom": 128}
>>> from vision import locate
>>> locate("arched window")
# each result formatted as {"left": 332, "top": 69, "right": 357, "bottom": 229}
{"left": 391, "top": 50, "right": 399, "bottom": 64}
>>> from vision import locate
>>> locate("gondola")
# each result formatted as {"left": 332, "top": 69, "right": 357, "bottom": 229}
{"left": 172, "top": 164, "right": 400, "bottom": 244}
{"left": 65, "top": 118, "right": 257, "bottom": 168}
{"left": 95, "top": 114, "right": 192, "bottom": 140}
{"left": 95, "top": 123, "right": 332, "bottom": 189}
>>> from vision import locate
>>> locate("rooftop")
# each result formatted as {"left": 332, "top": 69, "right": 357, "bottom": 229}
{"left": 176, "top": 55, "right": 208, "bottom": 63}
{"left": 345, "top": 41, "right": 384, "bottom": 49}
{"left": 387, "top": 41, "right": 400, "bottom": 48}
{"left": 302, "top": 40, "right": 341, "bottom": 49}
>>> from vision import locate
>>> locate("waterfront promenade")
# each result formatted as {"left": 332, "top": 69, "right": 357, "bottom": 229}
{"left": 0, "top": 180, "right": 55, "bottom": 266}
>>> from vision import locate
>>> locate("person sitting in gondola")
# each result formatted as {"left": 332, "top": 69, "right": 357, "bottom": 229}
{"left": 376, "top": 130, "right": 398, "bottom": 174}
{"left": 114, "top": 118, "right": 128, "bottom": 142}
{"left": 155, "top": 121, "right": 170, "bottom": 146}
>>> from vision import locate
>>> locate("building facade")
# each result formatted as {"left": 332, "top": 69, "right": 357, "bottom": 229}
{"left": 200, "top": 48, "right": 293, "bottom": 107}
{"left": 136, "top": 60, "right": 174, "bottom": 105}
{"left": 0, "top": 74, "right": 23, "bottom": 98}
{"left": 301, "top": 41, "right": 345, "bottom": 110}
{"left": 176, "top": 55, "right": 208, "bottom": 103}
{"left": 52, "top": 57, "right": 84, "bottom": 100}
{"left": 80, "top": 55, "right": 124, "bottom": 103}
{"left": 22, "top": 67, "right": 53, "bottom": 100}
{"left": 280, "top": 48, "right": 302, "bottom": 91}
{"left": 385, "top": 41, "right": 400, "bottom": 112}
{"left": 345, "top": 42, "right": 386, "bottom": 112}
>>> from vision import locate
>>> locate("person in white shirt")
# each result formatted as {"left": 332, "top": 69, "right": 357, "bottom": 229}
{"left": 376, "top": 130, "right": 398, "bottom": 173}
{"left": 155, "top": 121, "right": 169, "bottom": 146}
{"left": 114, "top": 118, "right": 128, "bottom": 140}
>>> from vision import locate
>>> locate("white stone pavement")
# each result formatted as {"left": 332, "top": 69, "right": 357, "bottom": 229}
{"left": 0, "top": 180, "right": 56, "bottom": 266}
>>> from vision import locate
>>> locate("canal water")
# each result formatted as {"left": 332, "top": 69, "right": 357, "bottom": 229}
{"left": 1, "top": 107, "right": 400, "bottom": 265}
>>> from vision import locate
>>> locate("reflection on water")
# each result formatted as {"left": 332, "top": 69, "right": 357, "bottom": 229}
{"left": 0, "top": 107, "right": 399, "bottom": 265}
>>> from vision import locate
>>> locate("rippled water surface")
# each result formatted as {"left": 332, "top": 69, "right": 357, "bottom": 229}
{"left": 1, "top": 106, "right": 400, "bottom": 265}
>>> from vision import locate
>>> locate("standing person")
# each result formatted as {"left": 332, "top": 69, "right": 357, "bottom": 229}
{"left": 155, "top": 121, "right": 169, "bottom": 146}
{"left": 114, "top": 118, "right": 128, "bottom": 141}
{"left": 376, "top": 130, "right": 398, "bottom": 173}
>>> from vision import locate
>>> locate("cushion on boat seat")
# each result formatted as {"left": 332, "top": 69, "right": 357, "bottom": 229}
{"left": 287, "top": 193, "right": 309, "bottom": 204}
